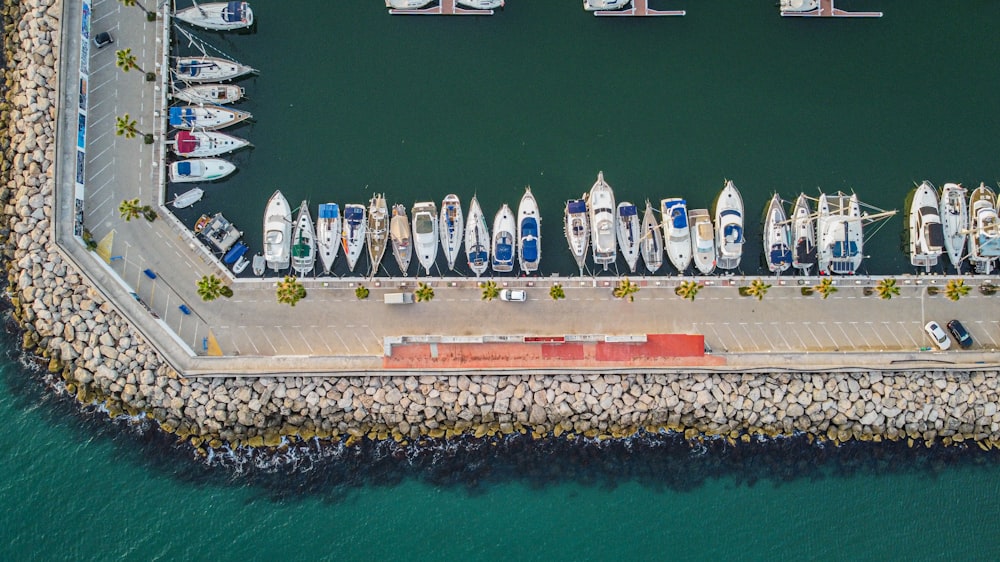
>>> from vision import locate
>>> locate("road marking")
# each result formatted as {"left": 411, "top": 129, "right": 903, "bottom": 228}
{"left": 240, "top": 327, "right": 260, "bottom": 354}
{"left": 295, "top": 328, "right": 315, "bottom": 355}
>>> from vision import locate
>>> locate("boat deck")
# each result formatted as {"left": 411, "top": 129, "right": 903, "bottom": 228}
{"left": 781, "top": 0, "right": 882, "bottom": 18}
{"left": 389, "top": 0, "right": 497, "bottom": 16}
{"left": 595, "top": 0, "right": 685, "bottom": 17}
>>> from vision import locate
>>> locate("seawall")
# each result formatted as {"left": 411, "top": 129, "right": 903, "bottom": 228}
{"left": 1, "top": 0, "right": 999, "bottom": 455}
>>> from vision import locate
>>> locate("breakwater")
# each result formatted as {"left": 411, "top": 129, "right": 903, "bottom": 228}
{"left": 3, "top": 0, "right": 1000, "bottom": 460}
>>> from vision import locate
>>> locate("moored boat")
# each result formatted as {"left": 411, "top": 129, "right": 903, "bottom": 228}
{"left": 175, "top": 56, "right": 256, "bottom": 83}
{"left": 175, "top": 2, "right": 254, "bottom": 31}
{"left": 791, "top": 193, "right": 816, "bottom": 274}
{"left": 640, "top": 201, "right": 663, "bottom": 273}
{"left": 763, "top": 194, "right": 792, "bottom": 274}
{"left": 172, "top": 83, "right": 245, "bottom": 105}
{"left": 169, "top": 158, "right": 235, "bottom": 183}
{"left": 200, "top": 212, "right": 242, "bottom": 253}
{"left": 661, "top": 198, "right": 692, "bottom": 273}
{"left": 412, "top": 202, "right": 438, "bottom": 275}
{"left": 689, "top": 208, "right": 716, "bottom": 275}
{"left": 169, "top": 105, "right": 251, "bottom": 131}
{"left": 171, "top": 187, "right": 204, "bottom": 209}
{"left": 390, "top": 204, "right": 412, "bottom": 275}
{"left": 385, "top": 0, "right": 434, "bottom": 8}
{"left": 439, "top": 194, "right": 464, "bottom": 271}
{"left": 251, "top": 252, "right": 265, "bottom": 276}
{"left": 584, "top": 0, "right": 629, "bottom": 11}
{"left": 291, "top": 201, "right": 316, "bottom": 276}
{"left": 968, "top": 183, "right": 1000, "bottom": 274}
{"left": 909, "top": 181, "right": 945, "bottom": 271}
{"left": 316, "top": 203, "right": 341, "bottom": 274}
{"left": 368, "top": 194, "right": 390, "bottom": 273}
{"left": 817, "top": 192, "right": 862, "bottom": 275}
{"left": 714, "top": 180, "right": 744, "bottom": 270}
{"left": 233, "top": 254, "right": 249, "bottom": 274}
{"left": 779, "top": 0, "right": 820, "bottom": 12}
{"left": 172, "top": 130, "right": 249, "bottom": 158}
{"left": 263, "top": 190, "right": 291, "bottom": 272}
{"left": 939, "top": 183, "right": 968, "bottom": 272}
{"left": 465, "top": 196, "right": 490, "bottom": 277}
{"left": 341, "top": 204, "right": 367, "bottom": 273}
{"left": 564, "top": 197, "right": 589, "bottom": 272}
{"left": 223, "top": 240, "right": 249, "bottom": 265}
{"left": 616, "top": 202, "right": 640, "bottom": 273}
{"left": 517, "top": 187, "right": 541, "bottom": 273}
{"left": 456, "top": 0, "right": 505, "bottom": 8}
{"left": 589, "top": 172, "right": 617, "bottom": 270}
{"left": 492, "top": 204, "right": 516, "bottom": 273}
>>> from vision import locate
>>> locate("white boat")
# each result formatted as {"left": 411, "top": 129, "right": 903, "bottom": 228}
{"left": 817, "top": 192, "right": 862, "bottom": 275}
{"left": 169, "top": 105, "right": 251, "bottom": 130}
{"left": 172, "top": 83, "right": 245, "bottom": 105}
{"left": 385, "top": 0, "right": 434, "bottom": 8}
{"left": 517, "top": 187, "right": 541, "bottom": 273}
{"left": 465, "top": 196, "right": 490, "bottom": 277}
{"left": 588, "top": 172, "right": 616, "bottom": 269}
{"left": 291, "top": 201, "right": 316, "bottom": 276}
{"left": 232, "top": 255, "right": 249, "bottom": 274}
{"left": 341, "top": 204, "right": 367, "bottom": 273}
{"left": 584, "top": 0, "right": 629, "bottom": 11}
{"left": 263, "top": 190, "right": 291, "bottom": 272}
{"left": 456, "top": 0, "right": 505, "bottom": 8}
{"left": 763, "top": 194, "right": 792, "bottom": 274}
{"left": 968, "top": 183, "right": 1000, "bottom": 274}
{"left": 390, "top": 204, "right": 412, "bottom": 275}
{"left": 439, "top": 194, "right": 464, "bottom": 271}
{"left": 714, "top": 180, "right": 744, "bottom": 270}
{"left": 368, "top": 194, "right": 390, "bottom": 274}
{"left": 909, "top": 181, "right": 945, "bottom": 271}
{"left": 169, "top": 158, "right": 235, "bottom": 183}
{"left": 174, "top": 56, "right": 256, "bottom": 83}
{"left": 616, "top": 202, "right": 640, "bottom": 273}
{"left": 640, "top": 201, "right": 663, "bottom": 273}
{"left": 779, "top": 0, "right": 819, "bottom": 12}
{"left": 939, "top": 183, "right": 968, "bottom": 271}
{"left": 412, "top": 202, "right": 438, "bottom": 275}
{"left": 171, "top": 187, "right": 204, "bottom": 209}
{"left": 564, "top": 197, "right": 589, "bottom": 272}
{"left": 791, "top": 193, "right": 816, "bottom": 274}
{"left": 172, "top": 130, "right": 249, "bottom": 158}
{"left": 689, "top": 208, "right": 716, "bottom": 275}
{"left": 316, "top": 203, "right": 341, "bottom": 274}
{"left": 661, "top": 198, "right": 691, "bottom": 273}
{"left": 251, "top": 252, "right": 265, "bottom": 276}
{"left": 175, "top": 2, "right": 254, "bottom": 31}
{"left": 492, "top": 204, "right": 516, "bottom": 273}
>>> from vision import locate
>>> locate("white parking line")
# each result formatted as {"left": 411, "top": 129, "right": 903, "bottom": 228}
{"left": 898, "top": 321, "right": 920, "bottom": 347}
{"left": 770, "top": 322, "right": 791, "bottom": 350}
{"left": 255, "top": 326, "right": 277, "bottom": 354}
{"left": 296, "top": 328, "right": 315, "bottom": 355}
{"left": 786, "top": 321, "right": 809, "bottom": 349}
{"left": 867, "top": 321, "right": 888, "bottom": 348}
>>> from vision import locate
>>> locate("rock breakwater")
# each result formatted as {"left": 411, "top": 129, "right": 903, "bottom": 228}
{"left": 2, "top": 0, "right": 1000, "bottom": 460}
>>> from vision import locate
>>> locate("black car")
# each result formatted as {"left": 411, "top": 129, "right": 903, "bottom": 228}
{"left": 946, "top": 320, "right": 973, "bottom": 349}
{"left": 93, "top": 32, "right": 114, "bottom": 49}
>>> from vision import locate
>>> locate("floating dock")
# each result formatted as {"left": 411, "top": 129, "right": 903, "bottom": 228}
{"left": 780, "top": 0, "right": 882, "bottom": 18}
{"left": 594, "top": 0, "right": 685, "bottom": 17}
{"left": 388, "top": 0, "right": 499, "bottom": 16}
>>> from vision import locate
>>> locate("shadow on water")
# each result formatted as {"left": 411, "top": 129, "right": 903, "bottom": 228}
{"left": 2, "top": 306, "right": 998, "bottom": 503}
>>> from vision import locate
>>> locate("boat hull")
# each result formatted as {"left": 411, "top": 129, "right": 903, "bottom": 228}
{"left": 412, "top": 202, "right": 439, "bottom": 275}
{"left": 764, "top": 194, "right": 792, "bottom": 274}
{"left": 968, "top": 183, "right": 1000, "bottom": 274}
{"left": 175, "top": 2, "right": 254, "bottom": 31}
{"left": 909, "top": 181, "right": 944, "bottom": 270}
{"left": 661, "top": 198, "right": 692, "bottom": 273}
{"left": 564, "top": 198, "right": 589, "bottom": 271}
{"left": 440, "top": 195, "right": 464, "bottom": 271}
{"left": 791, "top": 194, "right": 816, "bottom": 274}
{"left": 689, "top": 208, "right": 716, "bottom": 275}
{"left": 714, "top": 180, "right": 744, "bottom": 270}
{"left": 492, "top": 204, "right": 516, "bottom": 273}
{"left": 171, "top": 187, "right": 204, "bottom": 209}
{"left": 640, "top": 202, "right": 663, "bottom": 273}
{"left": 316, "top": 203, "right": 341, "bottom": 274}
{"left": 172, "top": 130, "right": 249, "bottom": 158}
{"left": 517, "top": 188, "right": 541, "bottom": 273}
{"left": 173, "top": 84, "right": 244, "bottom": 105}
{"left": 391, "top": 204, "right": 413, "bottom": 275}
{"left": 169, "top": 158, "right": 235, "bottom": 183}
{"left": 263, "top": 190, "right": 291, "bottom": 272}
{"left": 465, "top": 197, "right": 490, "bottom": 277}
{"left": 175, "top": 56, "right": 255, "bottom": 83}
{"left": 169, "top": 105, "right": 251, "bottom": 131}
{"left": 342, "top": 204, "right": 367, "bottom": 273}
{"left": 939, "top": 183, "right": 968, "bottom": 271}
{"left": 616, "top": 202, "right": 640, "bottom": 273}
{"left": 589, "top": 172, "right": 617, "bottom": 269}
{"left": 368, "top": 194, "right": 390, "bottom": 273}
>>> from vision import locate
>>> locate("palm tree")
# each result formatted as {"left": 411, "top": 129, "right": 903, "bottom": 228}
{"left": 549, "top": 283, "right": 565, "bottom": 300}
{"left": 197, "top": 274, "right": 230, "bottom": 301}
{"left": 116, "top": 48, "right": 155, "bottom": 82}
{"left": 355, "top": 285, "right": 370, "bottom": 300}
{"left": 118, "top": 198, "right": 142, "bottom": 221}
{"left": 118, "top": 0, "right": 157, "bottom": 20}
{"left": 116, "top": 113, "right": 153, "bottom": 144}
{"left": 741, "top": 279, "right": 771, "bottom": 300}
{"left": 875, "top": 278, "right": 900, "bottom": 300}
{"left": 276, "top": 276, "right": 306, "bottom": 306}
{"left": 674, "top": 280, "right": 701, "bottom": 301}
{"left": 141, "top": 205, "right": 157, "bottom": 222}
{"left": 480, "top": 280, "right": 500, "bottom": 301}
{"left": 814, "top": 277, "right": 837, "bottom": 299}
{"left": 613, "top": 278, "right": 639, "bottom": 302}
{"left": 415, "top": 282, "right": 434, "bottom": 303}
{"left": 945, "top": 279, "right": 970, "bottom": 302}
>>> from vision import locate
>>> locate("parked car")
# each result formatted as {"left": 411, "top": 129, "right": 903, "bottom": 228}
{"left": 946, "top": 320, "right": 973, "bottom": 349}
{"left": 924, "top": 321, "right": 951, "bottom": 351}
{"left": 499, "top": 289, "right": 526, "bottom": 302}
{"left": 93, "top": 31, "right": 114, "bottom": 49}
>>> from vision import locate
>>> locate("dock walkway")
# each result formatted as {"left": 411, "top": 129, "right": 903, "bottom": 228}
{"left": 594, "top": 0, "right": 684, "bottom": 17}
{"left": 781, "top": 0, "right": 882, "bottom": 18}
{"left": 388, "top": 0, "right": 497, "bottom": 16}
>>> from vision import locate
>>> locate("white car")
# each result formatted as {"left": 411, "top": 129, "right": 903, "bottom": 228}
{"left": 499, "top": 289, "right": 526, "bottom": 302}
{"left": 924, "top": 321, "right": 951, "bottom": 350}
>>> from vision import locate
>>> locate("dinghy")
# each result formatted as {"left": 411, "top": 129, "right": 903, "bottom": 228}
{"left": 171, "top": 187, "right": 204, "bottom": 209}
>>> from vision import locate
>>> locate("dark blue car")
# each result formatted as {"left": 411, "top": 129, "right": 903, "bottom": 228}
{"left": 946, "top": 320, "right": 973, "bottom": 349}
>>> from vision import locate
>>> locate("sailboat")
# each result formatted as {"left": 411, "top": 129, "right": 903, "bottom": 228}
{"left": 465, "top": 196, "right": 490, "bottom": 277}
{"left": 909, "top": 181, "right": 944, "bottom": 271}
{"left": 175, "top": 56, "right": 256, "bottom": 83}
{"left": 816, "top": 192, "right": 894, "bottom": 275}
{"left": 589, "top": 172, "right": 617, "bottom": 270}
{"left": 412, "top": 201, "right": 438, "bottom": 275}
{"left": 939, "top": 183, "right": 968, "bottom": 271}
{"left": 316, "top": 203, "right": 341, "bottom": 274}
{"left": 390, "top": 204, "right": 412, "bottom": 275}
{"left": 174, "top": 2, "right": 254, "bottom": 31}
{"left": 168, "top": 105, "right": 251, "bottom": 130}
{"left": 492, "top": 204, "right": 516, "bottom": 273}
{"left": 968, "top": 183, "right": 1000, "bottom": 274}
{"left": 640, "top": 201, "right": 663, "bottom": 273}
{"left": 517, "top": 187, "right": 541, "bottom": 273}
{"left": 341, "top": 204, "right": 367, "bottom": 272}
{"left": 763, "top": 194, "right": 792, "bottom": 274}
{"left": 689, "top": 208, "right": 716, "bottom": 275}
{"left": 564, "top": 197, "right": 590, "bottom": 272}
{"left": 616, "top": 202, "right": 640, "bottom": 273}
{"left": 367, "top": 194, "right": 389, "bottom": 274}
{"left": 262, "top": 190, "right": 291, "bottom": 272}
{"left": 172, "top": 83, "right": 244, "bottom": 105}
{"left": 171, "top": 130, "right": 248, "bottom": 158}
{"left": 439, "top": 194, "right": 464, "bottom": 271}
{"left": 791, "top": 193, "right": 816, "bottom": 274}
{"left": 291, "top": 201, "right": 316, "bottom": 277}
{"left": 661, "top": 198, "right": 691, "bottom": 273}
{"left": 714, "top": 180, "right": 744, "bottom": 270}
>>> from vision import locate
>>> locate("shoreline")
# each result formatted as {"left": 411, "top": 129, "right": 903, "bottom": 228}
{"left": 3, "top": 0, "right": 1000, "bottom": 458}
